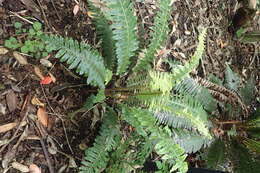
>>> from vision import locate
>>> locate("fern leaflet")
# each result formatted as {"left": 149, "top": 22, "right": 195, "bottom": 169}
{"left": 173, "top": 129, "right": 212, "bottom": 153}
{"left": 41, "top": 35, "right": 111, "bottom": 88}
{"left": 79, "top": 110, "right": 121, "bottom": 172}
{"left": 134, "top": 0, "right": 172, "bottom": 72}
{"left": 205, "top": 139, "right": 226, "bottom": 170}
{"left": 171, "top": 28, "right": 207, "bottom": 86}
{"left": 88, "top": 0, "right": 116, "bottom": 70}
{"left": 102, "top": 0, "right": 139, "bottom": 74}
{"left": 122, "top": 106, "right": 188, "bottom": 173}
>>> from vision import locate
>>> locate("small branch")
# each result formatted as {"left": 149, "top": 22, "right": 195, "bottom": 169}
{"left": 214, "top": 120, "right": 241, "bottom": 125}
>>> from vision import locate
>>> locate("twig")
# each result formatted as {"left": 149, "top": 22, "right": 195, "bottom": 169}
{"left": 9, "top": 11, "right": 33, "bottom": 24}
{"left": 214, "top": 120, "right": 241, "bottom": 125}
{"left": 41, "top": 85, "right": 74, "bottom": 154}
{"left": 50, "top": 0, "right": 61, "bottom": 20}
{"left": 206, "top": 34, "right": 214, "bottom": 64}
{"left": 34, "top": 121, "right": 55, "bottom": 173}
{"left": 36, "top": 0, "right": 51, "bottom": 30}
{"left": 0, "top": 94, "right": 31, "bottom": 153}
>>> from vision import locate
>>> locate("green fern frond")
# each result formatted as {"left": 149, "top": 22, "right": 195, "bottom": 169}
{"left": 80, "top": 110, "right": 121, "bottom": 173}
{"left": 107, "top": 133, "right": 152, "bottom": 172}
{"left": 122, "top": 106, "right": 188, "bottom": 173}
{"left": 172, "top": 129, "right": 212, "bottom": 153}
{"left": 102, "top": 0, "right": 139, "bottom": 74}
{"left": 224, "top": 64, "right": 240, "bottom": 91}
{"left": 147, "top": 94, "right": 211, "bottom": 138}
{"left": 246, "top": 114, "right": 260, "bottom": 128}
{"left": 174, "top": 77, "right": 217, "bottom": 111}
{"left": 149, "top": 70, "right": 173, "bottom": 95}
{"left": 41, "top": 35, "right": 110, "bottom": 88}
{"left": 134, "top": 0, "right": 172, "bottom": 72}
{"left": 146, "top": 28, "right": 207, "bottom": 94}
{"left": 88, "top": 1, "right": 116, "bottom": 70}
{"left": 205, "top": 139, "right": 226, "bottom": 170}
{"left": 171, "top": 28, "right": 207, "bottom": 85}
{"left": 230, "top": 140, "right": 260, "bottom": 173}
{"left": 240, "top": 77, "right": 255, "bottom": 104}
{"left": 242, "top": 137, "right": 260, "bottom": 154}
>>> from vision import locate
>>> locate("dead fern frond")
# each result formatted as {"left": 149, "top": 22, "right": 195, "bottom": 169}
{"left": 196, "top": 77, "right": 249, "bottom": 116}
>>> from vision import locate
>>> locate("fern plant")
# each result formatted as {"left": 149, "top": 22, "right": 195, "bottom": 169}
{"left": 201, "top": 66, "right": 260, "bottom": 173}
{"left": 40, "top": 0, "right": 212, "bottom": 172}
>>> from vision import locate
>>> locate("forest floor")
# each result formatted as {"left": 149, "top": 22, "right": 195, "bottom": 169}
{"left": 0, "top": 0, "right": 259, "bottom": 173}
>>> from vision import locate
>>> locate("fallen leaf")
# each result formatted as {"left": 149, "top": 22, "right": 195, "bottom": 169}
{"left": 6, "top": 90, "right": 18, "bottom": 112}
{"left": 248, "top": 0, "right": 256, "bottom": 9}
{"left": 0, "top": 47, "right": 8, "bottom": 54}
{"left": 29, "top": 164, "right": 42, "bottom": 173}
{"left": 40, "top": 76, "right": 53, "bottom": 85}
{"left": 0, "top": 121, "right": 27, "bottom": 133}
{"left": 37, "top": 107, "right": 48, "bottom": 127}
{"left": 31, "top": 96, "right": 45, "bottom": 107}
{"left": 40, "top": 58, "right": 52, "bottom": 67}
{"left": 2, "top": 148, "right": 16, "bottom": 168}
{"left": 47, "top": 136, "right": 57, "bottom": 154}
{"left": 34, "top": 66, "right": 44, "bottom": 80}
{"left": 26, "top": 135, "right": 41, "bottom": 140}
{"left": 0, "top": 103, "right": 7, "bottom": 115}
{"left": 73, "top": 4, "right": 80, "bottom": 15}
{"left": 48, "top": 73, "right": 56, "bottom": 83}
{"left": 12, "top": 162, "right": 29, "bottom": 173}
{"left": 13, "top": 51, "right": 28, "bottom": 65}
{"left": 69, "top": 157, "right": 77, "bottom": 168}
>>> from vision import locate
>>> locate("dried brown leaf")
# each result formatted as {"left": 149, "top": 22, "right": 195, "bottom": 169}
{"left": 37, "top": 107, "right": 48, "bottom": 127}
{"left": 6, "top": 90, "right": 18, "bottom": 112}
{"left": 40, "top": 59, "right": 52, "bottom": 67}
{"left": 34, "top": 66, "right": 44, "bottom": 80}
{"left": 0, "top": 121, "right": 26, "bottom": 133}
{"left": 0, "top": 47, "right": 8, "bottom": 54}
{"left": 48, "top": 72, "right": 56, "bottom": 83}
{"left": 13, "top": 51, "right": 28, "bottom": 65}
{"left": 12, "top": 162, "right": 29, "bottom": 172}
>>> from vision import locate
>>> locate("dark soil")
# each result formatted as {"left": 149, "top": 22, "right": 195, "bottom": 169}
{"left": 0, "top": 0, "right": 259, "bottom": 173}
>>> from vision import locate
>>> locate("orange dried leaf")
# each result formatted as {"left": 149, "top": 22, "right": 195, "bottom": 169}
{"left": 34, "top": 66, "right": 44, "bottom": 80}
{"left": 37, "top": 107, "right": 48, "bottom": 127}
{"left": 29, "top": 164, "right": 42, "bottom": 173}
{"left": 40, "top": 76, "right": 53, "bottom": 85}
